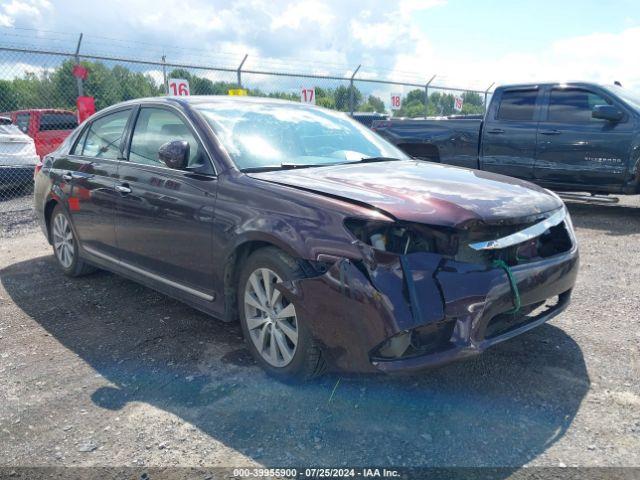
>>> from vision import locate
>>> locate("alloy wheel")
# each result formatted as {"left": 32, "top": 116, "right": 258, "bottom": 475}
{"left": 244, "top": 267, "right": 298, "bottom": 367}
{"left": 52, "top": 213, "right": 74, "bottom": 269}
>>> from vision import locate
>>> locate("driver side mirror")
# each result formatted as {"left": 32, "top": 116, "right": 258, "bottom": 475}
{"left": 592, "top": 105, "right": 623, "bottom": 122}
{"left": 158, "top": 140, "right": 190, "bottom": 170}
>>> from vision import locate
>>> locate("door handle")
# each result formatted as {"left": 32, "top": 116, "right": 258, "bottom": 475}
{"left": 539, "top": 129, "right": 561, "bottom": 135}
{"left": 486, "top": 128, "right": 505, "bottom": 134}
{"left": 115, "top": 184, "right": 132, "bottom": 194}
{"left": 61, "top": 172, "right": 73, "bottom": 182}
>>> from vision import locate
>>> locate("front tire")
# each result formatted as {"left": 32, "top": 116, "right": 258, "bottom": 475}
{"left": 50, "top": 205, "right": 95, "bottom": 277}
{"left": 238, "top": 247, "right": 325, "bottom": 381}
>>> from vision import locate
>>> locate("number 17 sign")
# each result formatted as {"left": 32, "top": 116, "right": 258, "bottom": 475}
{"left": 301, "top": 87, "right": 315, "bottom": 104}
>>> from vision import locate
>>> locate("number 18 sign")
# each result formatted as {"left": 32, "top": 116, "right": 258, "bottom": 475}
{"left": 168, "top": 78, "right": 190, "bottom": 96}
{"left": 390, "top": 93, "right": 402, "bottom": 110}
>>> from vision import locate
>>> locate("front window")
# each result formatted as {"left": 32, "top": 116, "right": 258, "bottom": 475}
{"left": 196, "top": 101, "right": 407, "bottom": 171}
{"left": 548, "top": 89, "right": 612, "bottom": 123}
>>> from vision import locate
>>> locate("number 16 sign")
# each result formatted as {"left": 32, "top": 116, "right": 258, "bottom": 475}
{"left": 168, "top": 78, "right": 190, "bottom": 96}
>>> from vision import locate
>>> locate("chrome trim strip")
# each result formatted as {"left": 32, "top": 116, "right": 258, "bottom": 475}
{"left": 83, "top": 246, "right": 214, "bottom": 301}
{"left": 469, "top": 208, "right": 566, "bottom": 251}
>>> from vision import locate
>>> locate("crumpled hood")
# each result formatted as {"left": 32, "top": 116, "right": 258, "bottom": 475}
{"left": 250, "top": 160, "right": 563, "bottom": 227}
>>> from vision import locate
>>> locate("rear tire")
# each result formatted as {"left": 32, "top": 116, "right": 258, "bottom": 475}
{"left": 50, "top": 205, "right": 96, "bottom": 277}
{"left": 238, "top": 247, "right": 325, "bottom": 381}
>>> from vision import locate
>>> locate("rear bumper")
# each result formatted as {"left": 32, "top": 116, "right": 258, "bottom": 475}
{"left": 283, "top": 242, "right": 579, "bottom": 374}
{"left": 0, "top": 165, "right": 34, "bottom": 189}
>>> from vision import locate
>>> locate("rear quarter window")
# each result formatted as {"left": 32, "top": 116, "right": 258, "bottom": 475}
{"left": 39, "top": 113, "right": 78, "bottom": 131}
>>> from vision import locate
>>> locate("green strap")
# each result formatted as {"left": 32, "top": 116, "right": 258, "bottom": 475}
{"left": 493, "top": 259, "right": 521, "bottom": 315}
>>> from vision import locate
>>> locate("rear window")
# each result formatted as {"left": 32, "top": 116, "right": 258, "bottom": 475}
{"left": 39, "top": 113, "right": 78, "bottom": 132}
{"left": 496, "top": 90, "right": 538, "bottom": 121}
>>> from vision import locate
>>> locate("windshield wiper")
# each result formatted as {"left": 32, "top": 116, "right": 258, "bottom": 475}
{"left": 240, "top": 157, "right": 403, "bottom": 173}
{"left": 357, "top": 156, "right": 403, "bottom": 163}
{"left": 240, "top": 163, "right": 319, "bottom": 173}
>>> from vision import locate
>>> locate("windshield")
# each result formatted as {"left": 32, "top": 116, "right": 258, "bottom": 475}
{"left": 608, "top": 85, "right": 640, "bottom": 111}
{"left": 196, "top": 101, "right": 408, "bottom": 170}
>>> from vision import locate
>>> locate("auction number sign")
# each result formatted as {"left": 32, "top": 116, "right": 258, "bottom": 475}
{"left": 168, "top": 78, "right": 190, "bottom": 96}
{"left": 301, "top": 87, "right": 315, "bottom": 104}
{"left": 454, "top": 95, "right": 463, "bottom": 112}
{"left": 390, "top": 93, "right": 402, "bottom": 110}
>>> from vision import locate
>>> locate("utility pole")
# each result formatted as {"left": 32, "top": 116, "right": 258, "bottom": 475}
{"left": 424, "top": 74, "right": 436, "bottom": 119}
{"left": 484, "top": 82, "right": 495, "bottom": 113}
{"left": 74, "top": 33, "right": 84, "bottom": 97}
{"left": 162, "top": 54, "right": 168, "bottom": 95}
{"left": 349, "top": 64, "right": 361, "bottom": 116}
{"left": 237, "top": 54, "right": 248, "bottom": 88}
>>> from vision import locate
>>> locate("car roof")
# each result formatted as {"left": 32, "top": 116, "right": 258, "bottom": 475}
{"left": 112, "top": 95, "right": 327, "bottom": 110}
{"left": 495, "top": 81, "right": 612, "bottom": 90}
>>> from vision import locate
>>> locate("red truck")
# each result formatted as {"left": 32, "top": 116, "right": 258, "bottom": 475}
{"left": 2, "top": 109, "right": 78, "bottom": 158}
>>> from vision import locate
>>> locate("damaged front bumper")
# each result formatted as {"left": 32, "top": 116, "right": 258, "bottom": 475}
{"left": 281, "top": 241, "right": 579, "bottom": 374}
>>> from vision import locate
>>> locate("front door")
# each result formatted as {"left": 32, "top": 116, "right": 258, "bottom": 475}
{"left": 60, "top": 108, "right": 132, "bottom": 258}
{"left": 115, "top": 106, "right": 218, "bottom": 299}
{"left": 534, "top": 87, "right": 633, "bottom": 190}
{"left": 480, "top": 88, "right": 540, "bottom": 180}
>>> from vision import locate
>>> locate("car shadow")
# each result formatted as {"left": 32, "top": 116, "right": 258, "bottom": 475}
{"left": 566, "top": 200, "right": 640, "bottom": 236}
{"left": 1, "top": 255, "right": 590, "bottom": 470}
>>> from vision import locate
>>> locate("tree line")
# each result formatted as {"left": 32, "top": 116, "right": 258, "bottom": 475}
{"left": 0, "top": 59, "right": 484, "bottom": 117}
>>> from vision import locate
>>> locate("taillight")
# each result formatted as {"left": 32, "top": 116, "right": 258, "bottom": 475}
{"left": 34, "top": 158, "right": 43, "bottom": 178}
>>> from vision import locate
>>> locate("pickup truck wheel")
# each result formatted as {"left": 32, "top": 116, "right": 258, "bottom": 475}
{"left": 238, "top": 247, "right": 325, "bottom": 381}
{"left": 50, "top": 205, "right": 96, "bottom": 277}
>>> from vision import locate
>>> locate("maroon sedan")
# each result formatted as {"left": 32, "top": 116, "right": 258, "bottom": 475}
{"left": 34, "top": 96, "right": 579, "bottom": 380}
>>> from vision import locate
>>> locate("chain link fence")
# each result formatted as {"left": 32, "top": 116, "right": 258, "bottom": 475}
{"left": 0, "top": 41, "right": 494, "bottom": 214}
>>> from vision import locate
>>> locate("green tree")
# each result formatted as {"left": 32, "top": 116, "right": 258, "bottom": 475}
{"left": 360, "top": 94, "right": 386, "bottom": 113}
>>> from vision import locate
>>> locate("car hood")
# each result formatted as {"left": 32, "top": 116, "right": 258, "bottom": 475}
{"left": 249, "top": 160, "right": 563, "bottom": 227}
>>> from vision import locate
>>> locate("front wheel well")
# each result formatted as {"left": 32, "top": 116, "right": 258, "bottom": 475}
{"left": 222, "top": 240, "right": 325, "bottom": 323}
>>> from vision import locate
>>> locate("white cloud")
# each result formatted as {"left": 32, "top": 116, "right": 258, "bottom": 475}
{"left": 0, "top": 0, "right": 51, "bottom": 27}
{"left": 271, "top": 0, "right": 334, "bottom": 30}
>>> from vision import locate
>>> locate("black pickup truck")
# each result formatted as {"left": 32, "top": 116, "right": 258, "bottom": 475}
{"left": 372, "top": 82, "right": 640, "bottom": 195}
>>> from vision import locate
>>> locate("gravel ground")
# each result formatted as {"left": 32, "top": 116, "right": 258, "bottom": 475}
{"left": 0, "top": 195, "right": 639, "bottom": 474}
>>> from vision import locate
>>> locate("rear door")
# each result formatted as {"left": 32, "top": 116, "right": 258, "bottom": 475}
{"left": 115, "top": 105, "right": 218, "bottom": 300}
{"left": 534, "top": 87, "right": 633, "bottom": 189}
{"left": 480, "top": 88, "right": 540, "bottom": 179}
{"left": 35, "top": 111, "right": 78, "bottom": 158}
{"left": 58, "top": 108, "right": 132, "bottom": 258}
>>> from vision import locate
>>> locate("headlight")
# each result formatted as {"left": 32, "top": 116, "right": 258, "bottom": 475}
{"left": 344, "top": 218, "right": 458, "bottom": 256}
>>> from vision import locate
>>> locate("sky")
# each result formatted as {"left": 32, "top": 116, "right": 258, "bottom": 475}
{"left": 1, "top": 0, "right": 640, "bottom": 93}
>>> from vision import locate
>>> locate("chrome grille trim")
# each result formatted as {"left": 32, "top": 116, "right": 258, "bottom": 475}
{"left": 468, "top": 208, "right": 566, "bottom": 251}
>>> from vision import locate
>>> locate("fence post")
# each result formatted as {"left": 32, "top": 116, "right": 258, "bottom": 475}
{"left": 349, "top": 64, "right": 361, "bottom": 116}
{"left": 237, "top": 54, "right": 248, "bottom": 88}
{"left": 162, "top": 54, "right": 168, "bottom": 95}
{"left": 484, "top": 82, "right": 494, "bottom": 113}
{"left": 424, "top": 74, "right": 436, "bottom": 119}
{"left": 74, "top": 33, "right": 84, "bottom": 97}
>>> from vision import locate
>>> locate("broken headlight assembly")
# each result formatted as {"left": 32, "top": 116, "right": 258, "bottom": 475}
{"left": 344, "top": 218, "right": 458, "bottom": 256}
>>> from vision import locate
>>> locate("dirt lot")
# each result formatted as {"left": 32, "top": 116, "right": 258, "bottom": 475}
{"left": 1, "top": 196, "right": 639, "bottom": 473}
